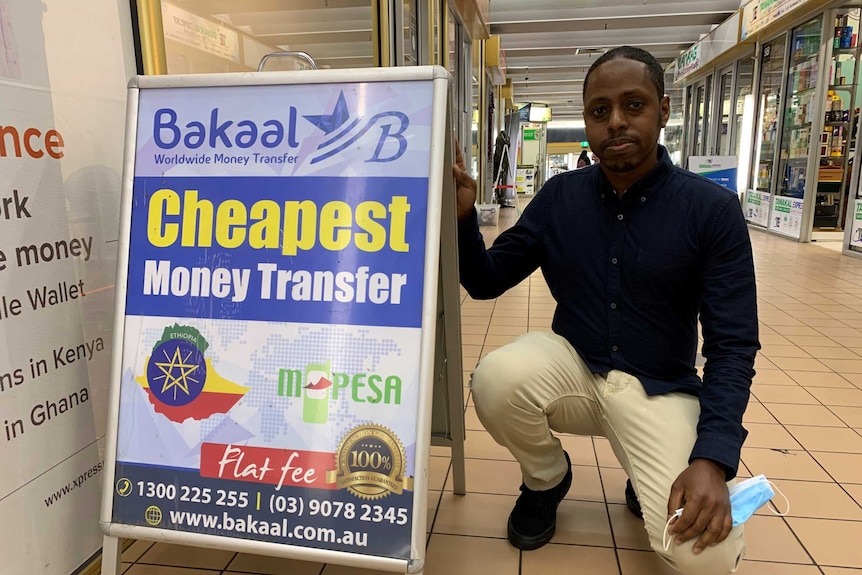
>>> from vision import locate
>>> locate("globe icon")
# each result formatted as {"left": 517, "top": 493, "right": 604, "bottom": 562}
{"left": 145, "top": 506, "right": 162, "bottom": 526}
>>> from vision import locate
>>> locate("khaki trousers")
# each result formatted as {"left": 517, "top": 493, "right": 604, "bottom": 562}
{"left": 470, "top": 331, "right": 745, "bottom": 575}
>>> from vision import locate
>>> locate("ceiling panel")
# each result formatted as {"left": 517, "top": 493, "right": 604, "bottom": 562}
{"left": 491, "top": 0, "right": 741, "bottom": 118}
{"left": 166, "top": 0, "right": 737, "bottom": 119}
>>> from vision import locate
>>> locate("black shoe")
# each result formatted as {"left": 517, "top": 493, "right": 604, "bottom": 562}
{"left": 507, "top": 451, "right": 573, "bottom": 550}
{"left": 625, "top": 479, "right": 643, "bottom": 519}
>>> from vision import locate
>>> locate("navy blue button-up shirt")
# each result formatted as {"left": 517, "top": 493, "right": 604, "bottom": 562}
{"left": 458, "top": 146, "right": 759, "bottom": 478}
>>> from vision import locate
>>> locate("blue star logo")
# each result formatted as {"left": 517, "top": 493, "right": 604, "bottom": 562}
{"left": 304, "top": 92, "right": 351, "bottom": 135}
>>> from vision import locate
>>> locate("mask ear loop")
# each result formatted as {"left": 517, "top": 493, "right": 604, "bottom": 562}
{"left": 766, "top": 481, "right": 790, "bottom": 516}
{"left": 662, "top": 509, "right": 683, "bottom": 551}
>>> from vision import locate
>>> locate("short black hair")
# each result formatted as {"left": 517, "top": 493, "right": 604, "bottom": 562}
{"left": 583, "top": 46, "right": 665, "bottom": 101}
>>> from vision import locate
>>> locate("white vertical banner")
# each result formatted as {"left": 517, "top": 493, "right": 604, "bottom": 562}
{"left": 0, "top": 0, "right": 135, "bottom": 573}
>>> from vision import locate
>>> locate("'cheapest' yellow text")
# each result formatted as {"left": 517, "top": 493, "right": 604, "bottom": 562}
{"left": 147, "top": 188, "right": 411, "bottom": 255}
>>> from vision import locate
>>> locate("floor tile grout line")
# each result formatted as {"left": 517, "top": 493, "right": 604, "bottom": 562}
{"left": 756, "top": 365, "right": 862, "bottom": 512}
{"left": 759, "top": 363, "right": 862, "bottom": 568}
{"left": 593, "top": 439, "right": 625, "bottom": 575}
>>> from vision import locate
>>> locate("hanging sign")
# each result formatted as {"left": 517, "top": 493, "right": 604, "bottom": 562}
{"left": 674, "top": 43, "right": 702, "bottom": 83}
{"left": 741, "top": 0, "right": 814, "bottom": 40}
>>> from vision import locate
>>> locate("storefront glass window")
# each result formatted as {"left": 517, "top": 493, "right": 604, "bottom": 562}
{"left": 693, "top": 77, "right": 711, "bottom": 155}
{"left": 732, "top": 57, "right": 755, "bottom": 158}
{"left": 664, "top": 70, "right": 684, "bottom": 166}
{"left": 154, "top": 0, "right": 375, "bottom": 74}
{"left": 403, "top": 0, "right": 419, "bottom": 65}
{"left": 751, "top": 34, "right": 788, "bottom": 196}
{"left": 718, "top": 70, "right": 733, "bottom": 155}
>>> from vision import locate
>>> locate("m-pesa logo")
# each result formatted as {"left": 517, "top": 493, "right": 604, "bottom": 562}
{"left": 278, "top": 360, "right": 402, "bottom": 424}
{"left": 152, "top": 90, "right": 409, "bottom": 165}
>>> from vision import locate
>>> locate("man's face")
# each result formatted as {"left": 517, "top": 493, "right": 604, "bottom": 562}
{"left": 583, "top": 58, "right": 670, "bottom": 178}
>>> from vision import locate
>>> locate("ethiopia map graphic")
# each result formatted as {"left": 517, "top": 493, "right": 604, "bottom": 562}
{"left": 135, "top": 324, "right": 249, "bottom": 423}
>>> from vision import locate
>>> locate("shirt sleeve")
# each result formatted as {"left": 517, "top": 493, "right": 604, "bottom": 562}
{"left": 457, "top": 189, "right": 549, "bottom": 300}
{"left": 690, "top": 195, "right": 760, "bottom": 480}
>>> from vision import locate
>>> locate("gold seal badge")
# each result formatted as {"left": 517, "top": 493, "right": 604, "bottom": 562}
{"left": 331, "top": 423, "right": 413, "bottom": 500}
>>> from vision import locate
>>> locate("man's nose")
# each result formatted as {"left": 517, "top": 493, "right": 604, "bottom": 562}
{"left": 608, "top": 107, "right": 627, "bottom": 130}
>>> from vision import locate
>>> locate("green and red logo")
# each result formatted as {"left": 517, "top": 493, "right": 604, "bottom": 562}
{"left": 278, "top": 361, "right": 402, "bottom": 424}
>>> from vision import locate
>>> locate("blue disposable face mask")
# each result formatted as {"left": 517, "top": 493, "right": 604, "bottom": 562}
{"left": 662, "top": 474, "right": 789, "bottom": 550}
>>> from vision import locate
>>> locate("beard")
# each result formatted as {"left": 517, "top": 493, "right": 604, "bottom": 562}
{"left": 599, "top": 157, "right": 639, "bottom": 172}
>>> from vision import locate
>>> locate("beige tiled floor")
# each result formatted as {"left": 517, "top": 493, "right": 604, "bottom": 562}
{"left": 118, "top": 208, "right": 862, "bottom": 574}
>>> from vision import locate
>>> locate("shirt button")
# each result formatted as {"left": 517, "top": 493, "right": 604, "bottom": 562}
{"left": 611, "top": 257, "right": 618, "bottom": 264}
{"left": 617, "top": 213, "right": 624, "bottom": 221}
{"left": 612, "top": 345, "right": 619, "bottom": 352}
{"left": 610, "top": 302, "right": 617, "bottom": 309}
{"left": 640, "top": 197, "right": 646, "bottom": 203}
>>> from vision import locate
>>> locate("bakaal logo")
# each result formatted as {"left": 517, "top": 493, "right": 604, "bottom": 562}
{"left": 304, "top": 91, "right": 409, "bottom": 165}
{"left": 278, "top": 360, "right": 403, "bottom": 424}
{"left": 136, "top": 324, "right": 249, "bottom": 423}
{"left": 153, "top": 90, "right": 410, "bottom": 165}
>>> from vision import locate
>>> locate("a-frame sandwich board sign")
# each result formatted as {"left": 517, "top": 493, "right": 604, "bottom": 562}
{"left": 100, "top": 65, "right": 454, "bottom": 575}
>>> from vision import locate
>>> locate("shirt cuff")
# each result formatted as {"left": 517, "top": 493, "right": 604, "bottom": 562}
{"left": 689, "top": 432, "right": 745, "bottom": 481}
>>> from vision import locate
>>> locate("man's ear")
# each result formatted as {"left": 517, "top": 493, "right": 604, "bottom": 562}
{"left": 660, "top": 95, "right": 670, "bottom": 128}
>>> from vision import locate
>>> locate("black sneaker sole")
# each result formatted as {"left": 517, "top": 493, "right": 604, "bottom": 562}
{"left": 507, "top": 458, "right": 574, "bottom": 551}
{"left": 507, "top": 518, "right": 556, "bottom": 550}
{"left": 625, "top": 479, "right": 643, "bottom": 519}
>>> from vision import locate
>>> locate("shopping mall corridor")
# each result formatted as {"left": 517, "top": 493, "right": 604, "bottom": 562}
{"left": 117, "top": 206, "right": 862, "bottom": 574}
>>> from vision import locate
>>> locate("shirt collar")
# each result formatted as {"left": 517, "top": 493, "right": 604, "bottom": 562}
{"left": 596, "top": 145, "right": 673, "bottom": 205}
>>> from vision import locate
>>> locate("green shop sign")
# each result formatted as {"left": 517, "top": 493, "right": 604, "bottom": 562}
{"left": 774, "top": 198, "right": 792, "bottom": 213}
{"left": 523, "top": 128, "right": 541, "bottom": 141}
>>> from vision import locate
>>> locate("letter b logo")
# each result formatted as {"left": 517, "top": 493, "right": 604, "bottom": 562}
{"left": 368, "top": 112, "right": 409, "bottom": 163}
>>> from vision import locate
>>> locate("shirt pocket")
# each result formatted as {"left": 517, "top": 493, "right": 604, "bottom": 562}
{"left": 634, "top": 248, "right": 697, "bottom": 307}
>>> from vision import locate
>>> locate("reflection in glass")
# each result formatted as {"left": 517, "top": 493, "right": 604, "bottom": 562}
{"left": 778, "top": 17, "right": 822, "bottom": 200}
{"left": 718, "top": 71, "right": 733, "bottom": 155}
{"left": 157, "top": 0, "right": 375, "bottom": 74}
{"left": 403, "top": 0, "right": 418, "bottom": 65}
{"left": 693, "top": 77, "right": 711, "bottom": 155}
{"left": 663, "top": 70, "right": 684, "bottom": 166}
{"left": 752, "top": 34, "right": 788, "bottom": 193}
{"left": 733, "top": 57, "right": 755, "bottom": 157}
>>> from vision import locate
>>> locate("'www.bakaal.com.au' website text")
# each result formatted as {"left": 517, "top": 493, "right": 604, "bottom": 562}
{"left": 169, "top": 510, "right": 369, "bottom": 547}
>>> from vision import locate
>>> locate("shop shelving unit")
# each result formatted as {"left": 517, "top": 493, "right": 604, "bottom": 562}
{"left": 817, "top": 7, "right": 862, "bottom": 229}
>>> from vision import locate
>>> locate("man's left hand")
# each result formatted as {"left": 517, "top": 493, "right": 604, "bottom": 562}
{"left": 666, "top": 458, "right": 732, "bottom": 554}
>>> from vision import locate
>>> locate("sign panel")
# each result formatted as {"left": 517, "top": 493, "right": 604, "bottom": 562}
{"left": 105, "top": 75, "right": 443, "bottom": 563}
{"left": 741, "top": 0, "right": 813, "bottom": 40}
{"left": 162, "top": 2, "right": 241, "bottom": 62}
{"left": 515, "top": 165, "right": 536, "bottom": 195}
{"left": 523, "top": 127, "right": 540, "bottom": 141}
{"left": 769, "top": 196, "right": 805, "bottom": 237}
{"left": 849, "top": 200, "right": 862, "bottom": 246}
{"left": 688, "top": 156, "right": 739, "bottom": 192}
{"left": 744, "top": 190, "right": 772, "bottom": 227}
{"left": 675, "top": 43, "right": 702, "bottom": 83}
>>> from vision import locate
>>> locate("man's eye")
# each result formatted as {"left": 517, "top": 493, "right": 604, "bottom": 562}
{"left": 628, "top": 101, "right": 645, "bottom": 110}
{"left": 591, "top": 107, "right": 607, "bottom": 117}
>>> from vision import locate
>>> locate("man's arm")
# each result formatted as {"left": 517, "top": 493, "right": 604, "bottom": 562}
{"left": 667, "top": 193, "right": 759, "bottom": 553}
{"left": 453, "top": 141, "right": 546, "bottom": 299}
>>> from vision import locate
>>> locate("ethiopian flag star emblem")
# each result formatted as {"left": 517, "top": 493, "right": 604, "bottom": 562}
{"left": 135, "top": 324, "right": 248, "bottom": 423}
